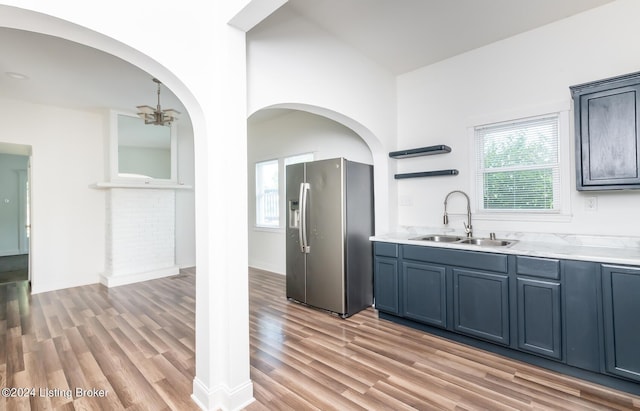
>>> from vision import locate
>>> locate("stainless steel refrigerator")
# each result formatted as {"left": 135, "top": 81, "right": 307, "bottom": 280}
{"left": 286, "top": 158, "right": 374, "bottom": 318}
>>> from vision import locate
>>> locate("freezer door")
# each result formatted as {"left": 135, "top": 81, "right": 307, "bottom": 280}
{"left": 305, "top": 158, "right": 346, "bottom": 314}
{"left": 285, "top": 162, "right": 306, "bottom": 302}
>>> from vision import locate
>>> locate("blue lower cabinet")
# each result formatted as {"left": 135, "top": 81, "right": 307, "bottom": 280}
{"left": 563, "top": 260, "right": 600, "bottom": 372}
{"left": 453, "top": 268, "right": 510, "bottom": 345}
{"left": 517, "top": 277, "right": 562, "bottom": 359}
{"left": 401, "top": 262, "right": 447, "bottom": 328}
{"left": 374, "top": 257, "right": 399, "bottom": 314}
{"left": 602, "top": 265, "right": 640, "bottom": 382}
{"left": 371, "top": 241, "right": 640, "bottom": 395}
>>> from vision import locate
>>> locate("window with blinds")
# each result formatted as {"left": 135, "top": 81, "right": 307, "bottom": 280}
{"left": 256, "top": 159, "right": 279, "bottom": 227}
{"left": 475, "top": 114, "right": 560, "bottom": 212}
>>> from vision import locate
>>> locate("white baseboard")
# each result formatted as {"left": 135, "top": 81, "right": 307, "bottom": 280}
{"left": 192, "top": 377, "right": 254, "bottom": 411}
{"left": 0, "top": 249, "right": 22, "bottom": 257}
{"left": 248, "top": 261, "right": 284, "bottom": 275}
{"left": 99, "top": 265, "right": 180, "bottom": 287}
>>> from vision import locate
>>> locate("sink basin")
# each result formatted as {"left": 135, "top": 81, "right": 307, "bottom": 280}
{"left": 409, "top": 234, "right": 517, "bottom": 247}
{"left": 410, "top": 234, "right": 462, "bottom": 243}
{"left": 457, "top": 238, "right": 515, "bottom": 247}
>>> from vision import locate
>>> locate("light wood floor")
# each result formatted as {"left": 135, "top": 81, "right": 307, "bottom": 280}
{"left": 1, "top": 268, "right": 639, "bottom": 410}
{"left": 246, "top": 268, "right": 640, "bottom": 411}
{"left": 0, "top": 269, "right": 199, "bottom": 410}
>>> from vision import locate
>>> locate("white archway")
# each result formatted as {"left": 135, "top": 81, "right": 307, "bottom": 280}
{"left": 0, "top": 4, "right": 255, "bottom": 410}
{"left": 250, "top": 103, "right": 392, "bottom": 233}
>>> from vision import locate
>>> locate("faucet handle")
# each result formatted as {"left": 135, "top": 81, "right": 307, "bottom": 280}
{"left": 463, "top": 222, "right": 473, "bottom": 237}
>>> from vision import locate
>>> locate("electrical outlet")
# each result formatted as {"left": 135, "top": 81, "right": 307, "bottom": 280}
{"left": 584, "top": 196, "right": 597, "bottom": 211}
{"left": 399, "top": 195, "right": 413, "bottom": 206}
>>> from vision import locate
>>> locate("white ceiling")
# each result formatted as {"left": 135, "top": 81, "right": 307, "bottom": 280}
{"left": 1, "top": 1, "right": 615, "bottom": 121}
{"left": 276, "top": 0, "right": 614, "bottom": 75}
{"left": 0, "top": 27, "right": 186, "bottom": 116}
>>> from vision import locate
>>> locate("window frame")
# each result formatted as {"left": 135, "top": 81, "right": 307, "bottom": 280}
{"left": 253, "top": 153, "right": 315, "bottom": 231}
{"left": 469, "top": 109, "right": 571, "bottom": 223}
{"left": 255, "top": 158, "right": 280, "bottom": 229}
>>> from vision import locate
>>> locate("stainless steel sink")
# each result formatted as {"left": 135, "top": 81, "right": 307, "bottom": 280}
{"left": 410, "top": 234, "right": 462, "bottom": 243}
{"left": 457, "top": 238, "right": 515, "bottom": 247}
{"left": 409, "top": 234, "right": 516, "bottom": 247}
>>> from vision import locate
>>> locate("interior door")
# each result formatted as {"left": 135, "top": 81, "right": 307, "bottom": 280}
{"left": 18, "top": 169, "right": 29, "bottom": 254}
{"left": 0, "top": 153, "right": 28, "bottom": 257}
{"left": 285, "top": 162, "right": 306, "bottom": 302}
{"left": 305, "top": 158, "right": 345, "bottom": 314}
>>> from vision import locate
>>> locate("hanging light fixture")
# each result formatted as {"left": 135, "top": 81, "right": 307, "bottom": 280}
{"left": 136, "top": 78, "right": 180, "bottom": 126}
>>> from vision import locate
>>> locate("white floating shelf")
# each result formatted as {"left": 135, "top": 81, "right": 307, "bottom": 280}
{"left": 92, "top": 182, "right": 193, "bottom": 190}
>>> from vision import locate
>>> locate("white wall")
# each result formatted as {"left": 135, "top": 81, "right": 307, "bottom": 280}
{"left": 397, "top": 0, "right": 640, "bottom": 237}
{"left": 0, "top": 97, "right": 106, "bottom": 292}
{"left": 247, "top": 7, "right": 398, "bottom": 233}
{"left": 0, "top": 2, "right": 252, "bottom": 409}
{"left": 248, "top": 109, "right": 372, "bottom": 274}
{"left": 1, "top": 2, "right": 255, "bottom": 409}
{"left": 0, "top": 100, "right": 196, "bottom": 292}
{"left": 0, "top": 153, "right": 29, "bottom": 255}
{"left": 176, "top": 122, "right": 195, "bottom": 268}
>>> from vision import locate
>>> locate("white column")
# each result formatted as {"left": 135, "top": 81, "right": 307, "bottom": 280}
{"left": 192, "top": 2, "right": 290, "bottom": 407}
{"left": 191, "top": 12, "right": 254, "bottom": 411}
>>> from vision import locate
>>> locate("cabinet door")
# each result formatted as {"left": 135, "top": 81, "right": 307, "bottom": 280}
{"left": 575, "top": 83, "right": 640, "bottom": 189}
{"left": 517, "top": 278, "right": 561, "bottom": 360}
{"left": 602, "top": 265, "right": 640, "bottom": 382}
{"left": 374, "top": 257, "right": 399, "bottom": 314}
{"left": 564, "top": 260, "right": 601, "bottom": 372}
{"left": 401, "top": 262, "right": 447, "bottom": 328}
{"left": 453, "top": 269, "right": 509, "bottom": 345}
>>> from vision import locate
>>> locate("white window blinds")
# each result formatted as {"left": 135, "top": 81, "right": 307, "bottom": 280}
{"left": 475, "top": 114, "right": 560, "bottom": 212}
{"left": 256, "top": 159, "right": 279, "bottom": 227}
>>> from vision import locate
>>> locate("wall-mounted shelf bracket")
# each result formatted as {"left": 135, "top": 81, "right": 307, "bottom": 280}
{"left": 389, "top": 145, "right": 451, "bottom": 159}
{"left": 394, "top": 169, "right": 459, "bottom": 179}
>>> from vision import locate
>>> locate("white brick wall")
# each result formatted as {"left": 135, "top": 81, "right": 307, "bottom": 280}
{"left": 105, "top": 188, "right": 176, "bottom": 279}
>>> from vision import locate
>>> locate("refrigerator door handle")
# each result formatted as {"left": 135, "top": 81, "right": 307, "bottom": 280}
{"left": 299, "top": 182, "right": 310, "bottom": 253}
{"left": 298, "top": 183, "right": 305, "bottom": 253}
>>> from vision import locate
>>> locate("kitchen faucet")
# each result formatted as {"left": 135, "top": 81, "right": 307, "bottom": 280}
{"left": 443, "top": 190, "right": 472, "bottom": 237}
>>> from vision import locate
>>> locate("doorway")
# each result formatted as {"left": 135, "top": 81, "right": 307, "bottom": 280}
{"left": 0, "top": 143, "right": 31, "bottom": 285}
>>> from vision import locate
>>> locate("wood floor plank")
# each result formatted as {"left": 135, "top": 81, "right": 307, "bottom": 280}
{"left": 0, "top": 275, "right": 197, "bottom": 410}
{"left": 1, "top": 268, "right": 639, "bottom": 410}
{"left": 245, "top": 268, "right": 640, "bottom": 411}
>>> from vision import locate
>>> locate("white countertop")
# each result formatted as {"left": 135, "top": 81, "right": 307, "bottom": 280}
{"left": 371, "top": 230, "right": 640, "bottom": 266}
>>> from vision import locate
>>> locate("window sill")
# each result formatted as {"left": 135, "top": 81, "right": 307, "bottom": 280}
{"left": 473, "top": 211, "right": 572, "bottom": 223}
{"left": 253, "top": 226, "right": 284, "bottom": 233}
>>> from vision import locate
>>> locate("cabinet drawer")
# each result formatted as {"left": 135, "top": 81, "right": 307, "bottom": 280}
{"left": 374, "top": 242, "right": 398, "bottom": 257}
{"left": 403, "top": 245, "right": 507, "bottom": 273}
{"left": 516, "top": 256, "right": 560, "bottom": 280}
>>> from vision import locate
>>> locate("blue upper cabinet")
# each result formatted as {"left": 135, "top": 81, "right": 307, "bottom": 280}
{"left": 571, "top": 72, "right": 640, "bottom": 190}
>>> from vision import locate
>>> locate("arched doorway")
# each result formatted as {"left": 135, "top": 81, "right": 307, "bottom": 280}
{"left": 249, "top": 103, "right": 392, "bottom": 234}
{"left": 0, "top": 4, "right": 255, "bottom": 410}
